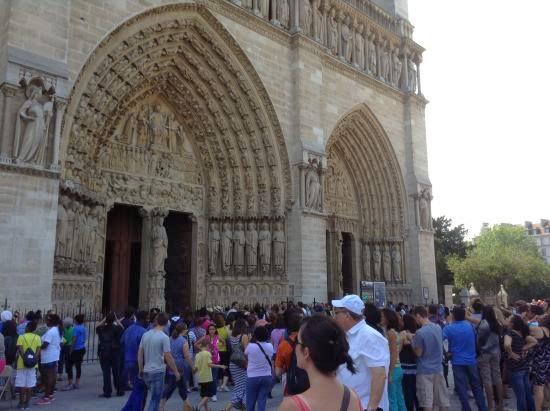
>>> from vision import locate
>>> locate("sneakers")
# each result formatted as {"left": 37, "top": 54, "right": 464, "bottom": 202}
{"left": 73, "top": 383, "right": 80, "bottom": 389}
{"left": 36, "top": 397, "right": 51, "bottom": 406}
{"left": 61, "top": 384, "right": 74, "bottom": 391}
{"left": 221, "top": 385, "right": 230, "bottom": 392}
{"left": 211, "top": 395, "right": 218, "bottom": 402}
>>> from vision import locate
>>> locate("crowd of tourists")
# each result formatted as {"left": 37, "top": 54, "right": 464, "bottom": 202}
{"left": 0, "top": 297, "right": 549, "bottom": 411}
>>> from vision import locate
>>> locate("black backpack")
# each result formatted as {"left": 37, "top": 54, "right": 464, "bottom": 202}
{"left": 285, "top": 336, "right": 310, "bottom": 395}
{"left": 21, "top": 335, "right": 38, "bottom": 368}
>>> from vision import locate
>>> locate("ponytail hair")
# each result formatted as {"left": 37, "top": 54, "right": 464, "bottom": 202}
{"left": 299, "top": 315, "right": 356, "bottom": 375}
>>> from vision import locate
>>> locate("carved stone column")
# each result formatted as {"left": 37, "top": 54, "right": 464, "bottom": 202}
{"left": 52, "top": 99, "right": 66, "bottom": 170}
{"left": 291, "top": 0, "right": 301, "bottom": 33}
{"left": 0, "top": 85, "right": 19, "bottom": 162}
{"left": 416, "top": 54, "right": 423, "bottom": 96}
{"left": 401, "top": 47, "right": 410, "bottom": 92}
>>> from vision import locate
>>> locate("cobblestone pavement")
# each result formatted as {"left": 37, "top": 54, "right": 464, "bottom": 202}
{"left": 0, "top": 363, "right": 518, "bottom": 411}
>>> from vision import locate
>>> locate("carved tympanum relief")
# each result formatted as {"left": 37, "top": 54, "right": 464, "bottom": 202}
{"left": 325, "top": 151, "right": 359, "bottom": 220}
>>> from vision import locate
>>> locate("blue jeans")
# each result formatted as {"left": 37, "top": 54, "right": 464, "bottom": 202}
{"left": 510, "top": 370, "right": 535, "bottom": 411}
{"left": 143, "top": 371, "right": 164, "bottom": 411}
{"left": 452, "top": 364, "right": 488, "bottom": 411}
{"left": 246, "top": 375, "right": 272, "bottom": 411}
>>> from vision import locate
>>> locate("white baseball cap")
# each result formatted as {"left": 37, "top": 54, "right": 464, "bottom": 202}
{"left": 332, "top": 295, "right": 364, "bottom": 316}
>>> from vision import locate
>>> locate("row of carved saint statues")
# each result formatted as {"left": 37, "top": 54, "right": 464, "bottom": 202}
{"left": 208, "top": 219, "right": 286, "bottom": 276}
{"left": 232, "top": 0, "right": 419, "bottom": 93}
{"left": 55, "top": 194, "right": 104, "bottom": 274}
{"left": 361, "top": 241, "right": 403, "bottom": 283}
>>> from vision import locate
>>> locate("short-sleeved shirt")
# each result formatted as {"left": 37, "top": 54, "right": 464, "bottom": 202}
{"left": 16, "top": 333, "right": 41, "bottom": 369}
{"left": 41, "top": 326, "right": 61, "bottom": 364}
{"left": 72, "top": 324, "right": 87, "bottom": 350}
{"left": 443, "top": 321, "right": 477, "bottom": 366}
{"left": 195, "top": 350, "right": 213, "bottom": 383}
{"left": 412, "top": 322, "right": 443, "bottom": 374}
{"left": 336, "top": 321, "right": 390, "bottom": 411}
{"left": 275, "top": 332, "right": 297, "bottom": 373}
{"left": 170, "top": 336, "right": 186, "bottom": 372}
{"left": 245, "top": 341, "right": 274, "bottom": 378}
{"left": 217, "top": 326, "right": 229, "bottom": 352}
{"left": 140, "top": 329, "right": 170, "bottom": 374}
{"left": 121, "top": 323, "right": 146, "bottom": 363}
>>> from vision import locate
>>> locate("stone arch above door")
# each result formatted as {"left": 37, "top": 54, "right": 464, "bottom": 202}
{"left": 54, "top": 3, "right": 294, "bottom": 309}
{"left": 325, "top": 103, "right": 408, "bottom": 288}
{"left": 60, "top": 3, "right": 292, "bottom": 216}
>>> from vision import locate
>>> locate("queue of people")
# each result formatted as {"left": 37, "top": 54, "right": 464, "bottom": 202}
{"left": 0, "top": 297, "right": 549, "bottom": 411}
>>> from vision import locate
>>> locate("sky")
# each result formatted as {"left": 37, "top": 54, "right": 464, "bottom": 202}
{"left": 407, "top": 0, "right": 550, "bottom": 238}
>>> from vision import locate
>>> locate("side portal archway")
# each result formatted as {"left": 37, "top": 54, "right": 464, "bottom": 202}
{"left": 325, "top": 104, "right": 410, "bottom": 302}
{"left": 53, "top": 4, "right": 292, "bottom": 310}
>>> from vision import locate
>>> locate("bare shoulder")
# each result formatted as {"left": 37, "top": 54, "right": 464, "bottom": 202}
{"left": 278, "top": 396, "right": 299, "bottom": 411}
{"left": 349, "top": 389, "right": 362, "bottom": 411}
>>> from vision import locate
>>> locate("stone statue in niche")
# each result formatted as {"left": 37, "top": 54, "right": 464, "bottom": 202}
{"left": 221, "top": 222, "right": 232, "bottom": 274}
{"left": 232, "top": 222, "right": 245, "bottom": 274}
{"left": 87, "top": 206, "right": 100, "bottom": 262}
{"left": 208, "top": 222, "right": 220, "bottom": 274}
{"left": 354, "top": 24, "right": 365, "bottom": 69}
{"left": 312, "top": 0, "right": 323, "bottom": 41}
{"left": 362, "top": 242, "right": 371, "bottom": 280}
{"left": 302, "top": 0, "right": 313, "bottom": 36}
{"left": 373, "top": 244, "right": 381, "bottom": 281}
{"left": 391, "top": 244, "right": 402, "bottom": 281}
{"left": 151, "top": 214, "right": 168, "bottom": 274}
{"left": 13, "top": 84, "right": 54, "bottom": 165}
{"left": 392, "top": 51, "right": 403, "bottom": 88}
{"left": 328, "top": 8, "right": 338, "bottom": 55}
{"left": 272, "top": 221, "right": 285, "bottom": 273}
{"left": 278, "top": 0, "right": 290, "bottom": 28}
{"left": 367, "top": 35, "right": 377, "bottom": 74}
{"left": 246, "top": 221, "right": 258, "bottom": 274}
{"left": 305, "top": 159, "right": 322, "bottom": 210}
{"left": 259, "top": 222, "right": 271, "bottom": 274}
{"left": 408, "top": 57, "right": 417, "bottom": 93}
{"left": 380, "top": 42, "right": 390, "bottom": 81}
{"left": 383, "top": 245, "right": 392, "bottom": 282}
{"left": 419, "top": 188, "right": 431, "bottom": 230}
{"left": 341, "top": 17, "right": 353, "bottom": 62}
{"left": 55, "top": 195, "right": 69, "bottom": 257}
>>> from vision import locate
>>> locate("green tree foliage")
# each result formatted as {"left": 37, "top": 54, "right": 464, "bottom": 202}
{"left": 432, "top": 216, "right": 468, "bottom": 302}
{"left": 448, "top": 224, "right": 550, "bottom": 300}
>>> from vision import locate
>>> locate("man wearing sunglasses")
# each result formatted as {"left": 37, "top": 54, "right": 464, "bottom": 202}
{"left": 333, "top": 295, "right": 390, "bottom": 411}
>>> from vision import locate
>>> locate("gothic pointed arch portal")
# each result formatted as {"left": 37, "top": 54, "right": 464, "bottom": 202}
{"left": 54, "top": 4, "right": 292, "bottom": 311}
{"left": 325, "top": 104, "right": 408, "bottom": 299}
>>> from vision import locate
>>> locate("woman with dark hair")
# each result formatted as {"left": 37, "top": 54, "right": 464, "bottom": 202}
{"left": 504, "top": 315, "right": 537, "bottom": 411}
{"left": 381, "top": 309, "right": 406, "bottom": 411}
{"left": 477, "top": 306, "right": 504, "bottom": 411}
{"left": 278, "top": 315, "right": 361, "bottom": 411}
{"left": 245, "top": 326, "right": 274, "bottom": 411}
{"left": 400, "top": 314, "right": 418, "bottom": 411}
{"left": 270, "top": 313, "right": 286, "bottom": 355}
{"left": 225, "top": 319, "right": 249, "bottom": 411}
{"left": 530, "top": 315, "right": 550, "bottom": 411}
{"left": 364, "top": 303, "right": 384, "bottom": 335}
{"left": 159, "top": 323, "right": 194, "bottom": 411}
{"left": 63, "top": 313, "right": 87, "bottom": 390}
{"left": 195, "top": 323, "right": 221, "bottom": 402}
{"left": 2, "top": 319, "right": 18, "bottom": 367}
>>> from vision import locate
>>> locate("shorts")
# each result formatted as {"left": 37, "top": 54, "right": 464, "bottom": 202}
{"left": 199, "top": 381, "right": 215, "bottom": 398}
{"left": 15, "top": 368, "right": 37, "bottom": 388}
{"left": 416, "top": 372, "right": 450, "bottom": 408}
{"left": 478, "top": 352, "right": 502, "bottom": 385}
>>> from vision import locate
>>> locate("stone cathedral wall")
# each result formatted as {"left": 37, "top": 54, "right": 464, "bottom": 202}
{"left": 0, "top": 0, "right": 436, "bottom": 308}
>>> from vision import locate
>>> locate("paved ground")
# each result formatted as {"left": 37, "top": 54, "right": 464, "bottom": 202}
{"left": 0, "top": 362, "right": 519, "bottom": 411}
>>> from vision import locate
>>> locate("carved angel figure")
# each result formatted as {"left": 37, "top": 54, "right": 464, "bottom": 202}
{"left": 14, "top": 84, "right": 54, "bottom": 165}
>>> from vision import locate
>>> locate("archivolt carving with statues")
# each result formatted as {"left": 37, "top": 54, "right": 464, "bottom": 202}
{"left": 60, "top": 4, "right": 292, "bottom": 219}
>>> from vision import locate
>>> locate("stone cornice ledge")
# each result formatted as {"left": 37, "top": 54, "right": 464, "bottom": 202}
{"left": 0, "top": 160, "right": 61, "bottom": 179}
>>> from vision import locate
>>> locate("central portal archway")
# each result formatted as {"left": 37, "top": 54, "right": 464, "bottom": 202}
{"left": 52, "top": 4, "right": 292, "bottom": 311}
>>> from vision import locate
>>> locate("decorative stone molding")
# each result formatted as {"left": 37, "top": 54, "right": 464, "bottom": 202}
{"left": 205, "top": 279, "right": 291, "bottom": 306}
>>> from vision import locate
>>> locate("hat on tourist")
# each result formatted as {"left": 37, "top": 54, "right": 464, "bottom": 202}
{"left": 332, "top": 295, "right": 364, "bottom": 316}
{"left": 0, "top": 310, "right": 12, "bottom": 322}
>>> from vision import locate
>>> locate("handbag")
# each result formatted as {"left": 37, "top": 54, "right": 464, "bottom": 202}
{"left": 230, "top": 336, "right": 247, "bottom": 369}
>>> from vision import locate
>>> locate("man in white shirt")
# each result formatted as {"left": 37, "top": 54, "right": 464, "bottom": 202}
{"left": 334, "top": 295, "right": 390, "bottom": 411}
